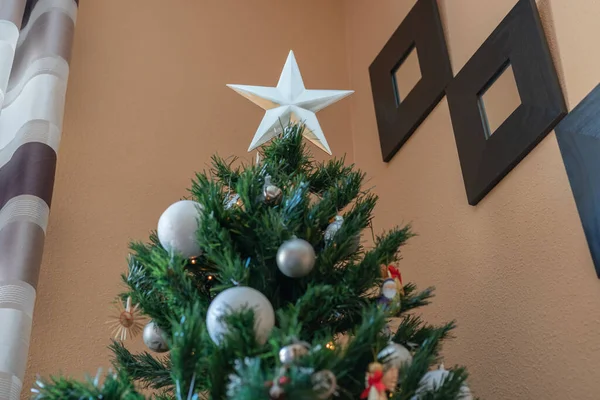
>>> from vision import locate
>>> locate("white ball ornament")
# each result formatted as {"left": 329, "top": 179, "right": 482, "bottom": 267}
{"left": 157, "top": 200, "right": 203, "bottom": 259}
{"left": 412, "top": 365, "right": 472, "bottom": 400}
{"left": 206, "top": 286, "right": 275, "bottom": 345}
{"left": 142, "top": 321, "right": 169, "bottom": 353}
{"left": 378, "top": 342, "right": 413, "bottom": 369}
{"left": 276, "top": 238, "right": 316, "bottom": 278}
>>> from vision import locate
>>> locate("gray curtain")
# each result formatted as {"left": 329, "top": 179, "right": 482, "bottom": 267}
{"left": 0, "top": 0, "right": 77, "bottom": 398}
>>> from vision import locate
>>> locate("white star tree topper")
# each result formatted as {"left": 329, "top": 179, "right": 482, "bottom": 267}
{"left": 227, "top": 50, "right": 353, "bottom": 155}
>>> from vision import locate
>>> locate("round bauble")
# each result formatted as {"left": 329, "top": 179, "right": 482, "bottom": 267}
{"left": 378, "top": 342, "right": 412, "bottom": 369}
{"left": 157, "top": 200, "right": 203, "bottom": 259}
{"left": 276, "top": 238, "right": 316, "bottom": 278}
{"left": 142, "top": 321, "right": 169, "bottom": 353}
{"left": 412, "top": 366, "right": 472, "bottom": 400}
{"left": 269, "top": 383, "right": 285, "bottom": 399}
{"left": 206, "top": 286, "right": 275, "bottom": 345}
{"left": 279, "top": 341, "right": 311, "bottom": 365}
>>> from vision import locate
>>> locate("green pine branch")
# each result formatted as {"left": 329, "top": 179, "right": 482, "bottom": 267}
{"left": 262, "top": 124, "right": 312, "bottom": 181}
{"left": 393, "top": 315, "right": 456, "bottom": 350}
{"left": 399, "top": 283, "right": 436, "bottom": 313}
{"left": 31, "top": 369, "right": 143, "bottom": 400}
{"left": 210, "top": 154, "right": 242, "bottom": 188}
{"left": 333, "top": 307, "right": 390, "bottom": 397}
{"left": 109, "top": 340, "right": 173, "bottom": 391}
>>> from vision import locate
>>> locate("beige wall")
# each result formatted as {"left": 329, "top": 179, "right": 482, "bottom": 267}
{"left": 344, "top": 0, "right": 600, "bottom": 399}
{"left": 24, "top": 0, "right": 600, "bottom": 399}
{"left": 24, "top": 0, "right": 351, "bottom": 395}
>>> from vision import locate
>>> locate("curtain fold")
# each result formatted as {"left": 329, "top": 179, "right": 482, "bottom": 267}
{"left": 0, "top": 0, "right": 77, "bottom": 398}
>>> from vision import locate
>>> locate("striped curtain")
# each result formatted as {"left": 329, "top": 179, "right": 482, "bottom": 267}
{"left": 0, "top": 0, "right": 77, "bottom": 398}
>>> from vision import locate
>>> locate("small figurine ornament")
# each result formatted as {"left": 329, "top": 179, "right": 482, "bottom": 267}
{"left": 312, "top": 369, "right": 337, "bottom": 399}
{"left": 324, "top": 215, "right": 344, "bottom": 244}
{"left": 377, "top": 265, "right": 403, "bottom": 309}
{"left": 262, "top": 175, "right": 282, "bottom": 204}
{"left": 268, "top": 368, "right": 291, "bottom": 399}
{"left": 361, "top": 362, "right": 387, "bottom": 400}
{"left": 377, "top": 278, "right": 399, "bottom": 309}
{"left": 386, "top": 265, "right": 404, "bottom": 295}
{"left": 224, "top": 193, "right": 244, "bottom": 210}
{"left": 268, "top": 376, "right": 288, "bottom": 399}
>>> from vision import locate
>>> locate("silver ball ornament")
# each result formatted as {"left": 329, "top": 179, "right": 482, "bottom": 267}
{"left": 142, "top": 321, "right": 169, "bottom": 353}
{"left": 206, "top": 286, "right": 275, "bottom": 345}
{"left": 157, "top": 200, "right": 203, "bottom": 259}
{"left": 378, "top": 342, "right": 412, "bottom": 369}
{"left": 412, "top": 365, "right": 472, "bottom": 400}
{"left": 276, "top": 238, "right": 316, "bottom": 278}
{"left": 279, "top": 341, "right": 311, "bottom": 365}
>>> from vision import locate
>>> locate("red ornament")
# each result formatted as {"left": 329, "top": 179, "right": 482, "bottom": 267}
{"left": 278, "top": 376, "right": 290, "bottom": 385}
{"left": 386, "top": 265, "right": 404, "bottom": 296}
{"left": 387, "top": 265, "right": 402, "bottom": 283}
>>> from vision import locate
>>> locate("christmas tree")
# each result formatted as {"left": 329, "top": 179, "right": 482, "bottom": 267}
{"left": 32, "top": 50, "right": 472, "bottom": 399}
{"left": 32, "top": 124, "right": 472, "bottom": 400}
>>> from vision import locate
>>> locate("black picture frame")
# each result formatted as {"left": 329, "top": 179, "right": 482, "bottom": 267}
{"left": 555, "top": 84, "right": 600, "bottom": 278}
{"left": 369, "top": 0, "right": 452, "bottom": 162}
{"left": 446, "top": 0, "right": 567, "bottom": 205}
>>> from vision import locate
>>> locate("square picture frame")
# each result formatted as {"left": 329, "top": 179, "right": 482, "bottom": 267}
{"left": 446, "top": 0, "right": 567, "bottom": 205}
{"left": 555, "top": 84, "right": 600, "bottom": 278}
{"left": 369, "top": 0, "right": 452, "bottom": 162}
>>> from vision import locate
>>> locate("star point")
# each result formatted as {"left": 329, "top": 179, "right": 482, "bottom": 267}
{"left": 227, "top": 50, "right": 353, "bottom": 154}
